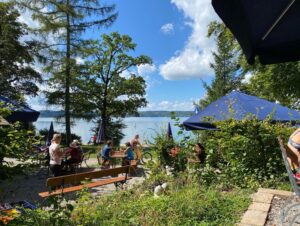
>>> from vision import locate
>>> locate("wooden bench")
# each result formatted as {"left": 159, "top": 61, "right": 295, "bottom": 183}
{"left": 38, "top": 166, "right": 134, "bottom": 198}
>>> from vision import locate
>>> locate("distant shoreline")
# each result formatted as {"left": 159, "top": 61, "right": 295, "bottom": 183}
{"left": 39, "top": 110, "right": 194, "bottom": 118}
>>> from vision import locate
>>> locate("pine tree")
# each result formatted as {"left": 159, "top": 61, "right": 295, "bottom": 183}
{"left": 18, "top": 0, "right": 117, "bottom": 144}
{"left": 200, "top": 22, "right": 242, "bottom": 108}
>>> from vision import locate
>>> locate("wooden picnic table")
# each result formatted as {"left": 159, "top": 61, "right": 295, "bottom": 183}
{"left": 110, "top": 152, "right": 127, "bottom": 168}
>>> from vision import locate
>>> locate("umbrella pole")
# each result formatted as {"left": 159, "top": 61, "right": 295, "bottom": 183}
{"left": 262, "top": 0, "right": 296, "bottom": 40}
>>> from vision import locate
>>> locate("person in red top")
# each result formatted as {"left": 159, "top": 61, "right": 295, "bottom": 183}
{"left": 65, "top": 140, "right": 83, "bottom": 165}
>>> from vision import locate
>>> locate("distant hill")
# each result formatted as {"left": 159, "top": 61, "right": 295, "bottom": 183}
{"left": 39, "top": 110, "right": 193, "bottom": 118}
{"left": 39, "top": 110, "right": 64, "bottom": 117}
{"left": 137, "top": 111, "right": 193, "bottom": 117}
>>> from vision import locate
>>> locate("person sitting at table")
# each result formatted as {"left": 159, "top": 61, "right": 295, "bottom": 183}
{"left": 123, "top": 142, "right": 134, "bottom": 166}
{"left": 100, "top": 140, "right": 113, "bottom": 169}
{"left": 64, "top": 139, "right": 83, "bottom": 165}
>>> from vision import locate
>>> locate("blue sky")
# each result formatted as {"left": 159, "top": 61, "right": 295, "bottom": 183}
{"left": 23, "top": 0, "right": 219, "bottom": 111}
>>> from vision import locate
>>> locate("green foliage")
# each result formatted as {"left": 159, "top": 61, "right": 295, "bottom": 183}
{"left": 18, "top": 0, "right": 117, "bottom": 144}
{"left": 14, "top": 176, "right": 251, "bottom": 226}
{"left": 0, "top": 1, "right": 42, "bottom": 101}
{"left": 151, "top": 130, "right": 174, "bottom": 167}
{"left": 149, "top": 129, "right": 189, "bottom": 174}
{"left": 203, "top": 22, "right": 300, "bottom": 110}
{"left": 244, "top": 62, "right": 300, "bottom": 110}
{"left": 200, "top": 21, "right": 243, "bottom": 108}
{"left": 0, "top": 107, "right": 40, "bottom": 179}
{"left": 74, "top": 32, "right": 152, "bottom": 144}
{"left": 198, "top": 118, "right": 293, "bottom": 188}
{"left": 38, "top": 128, "right": 81, "bottom": 146}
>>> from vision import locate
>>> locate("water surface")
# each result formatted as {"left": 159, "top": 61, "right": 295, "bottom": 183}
{"left": 34, "top": 117, "right": 190, "bottom": 144}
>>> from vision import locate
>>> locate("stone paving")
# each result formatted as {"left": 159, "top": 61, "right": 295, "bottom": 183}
{"left": 239, "top": 188, "right": 292, "bottom": 226}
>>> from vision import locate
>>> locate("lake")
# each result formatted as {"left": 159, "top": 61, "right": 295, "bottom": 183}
{"left": 33, "top": 117, "right": 190, "bottom": 144}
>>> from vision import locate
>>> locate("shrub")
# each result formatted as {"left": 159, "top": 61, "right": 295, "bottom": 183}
{"left": 0, "top": 106, "right": 40, "bottom": 179}
{"left": 13, "top": 176, "right": 251, "bottom": 226}
{"left": 198, "top": 117, "right": 293, "bottom": 188}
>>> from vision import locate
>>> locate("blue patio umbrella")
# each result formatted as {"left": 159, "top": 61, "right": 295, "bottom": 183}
{"left": 183, "top": 90, "right": 300, "bottom": 130}
{"left": 46, "top": 122, "right": 54, "bottom": 146}
{"left": 0, "top": 95, "right": 39, "bottom": 123}
{"left": 167, "top": 122, "right": 173, "bottom": 140}
{"left": 96, "top": 122, "right": 105, "bottom": 144}
{"left": 212, "top": 0, "right": 300, "bottom": 65}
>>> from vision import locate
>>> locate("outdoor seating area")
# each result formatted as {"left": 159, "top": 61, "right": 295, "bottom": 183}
{"left": 3, "top": 0, "right": 300, "bottom": 225}
{"left": 38, "top": 166, "right": 135, "bottom": 198}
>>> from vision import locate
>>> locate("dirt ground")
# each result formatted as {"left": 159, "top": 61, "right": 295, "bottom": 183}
{"left": 0, "top": 158, "right": 146, "bottom": 205}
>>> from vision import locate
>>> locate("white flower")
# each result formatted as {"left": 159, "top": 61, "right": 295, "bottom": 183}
{"left": 60, "top": 200, "right": 67, "bottom": 208}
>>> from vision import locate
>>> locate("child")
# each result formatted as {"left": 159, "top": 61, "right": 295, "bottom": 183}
{"left": 123, "top": 142, "right": 134, "bottom": 166}
{"left": 100, "top": 140, "right": 112, "bottom": 169}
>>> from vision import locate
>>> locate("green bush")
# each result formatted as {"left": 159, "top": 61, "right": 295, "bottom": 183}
{"left": 13, "top": 177, "right": 251, "bottom": 226}
{"left": 0, "top": 106, "right": 40, "bottom": 179}
{"left": 198, "top": 117, "right": 293, "bottom": 188}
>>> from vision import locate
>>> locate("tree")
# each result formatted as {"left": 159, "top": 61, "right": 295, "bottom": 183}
{"left": 76, "top": 32, "right": 152, "bottom": 143}
{"left": 200, "top": 22, "right": 242, "bottom": 108}
{"left": 243, "top": 62, "right": 300, "bottom": 110}
{"left": 18, "top": 0, "right": 117, "bottom": 144}
{"left": 0, "top": 2, "right": 41, "bottom": 102}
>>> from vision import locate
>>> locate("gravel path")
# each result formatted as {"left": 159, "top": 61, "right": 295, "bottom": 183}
{"left": 265, "top": 195, "right": 300, "bottom": 225}
{"left": 0, "top": 158, "right": 147, "bottom": 205}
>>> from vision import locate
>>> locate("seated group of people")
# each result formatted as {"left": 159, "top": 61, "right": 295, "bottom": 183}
{"left": 48, "top": 134, "right": 83, "bottom": 177}
{"left": 98, "top": 134, "right": 141, "bottom": 169}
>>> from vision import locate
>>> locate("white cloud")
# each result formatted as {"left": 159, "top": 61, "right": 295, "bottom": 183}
{"left": 159, "top": 0, "right": 219, "bottom": 80}
{"left": 135, "top": 64, "right": 160, "bottom": 90}
{"left": 161, "top": 23, "right": 174, "bottom": 34}
{"left": 137, "top": 64, "right": 156, "bottom": 75}
{"left": 242, "top": 72, "right": 253, "bottom": 84}
{"left": 120, "top": 70, "right": 131, "bottom": 79}
{"left": 75, "top": 57, "right": 84, "bottom": 65}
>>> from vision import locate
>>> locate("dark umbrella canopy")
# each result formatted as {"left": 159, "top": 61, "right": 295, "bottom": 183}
{"left": 96, "top": 123, "right": 105, "bottom": 144}
{"left": 46, "top": 122, "right": 54, "bottom": 146}
{"left": 212, "top": 0, "right": 300, "bottom": 65}
{"left": 167, "top": 122, "right": 173, "bottom": 140}
{"left": 0, "top": 95, "right": 40, "bottom": 123}
{"left": 183, "top": 90, "right": 300, "bottom": 130}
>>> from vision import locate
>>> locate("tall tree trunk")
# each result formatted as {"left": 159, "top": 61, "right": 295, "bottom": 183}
{"left": 65, "top": 1, "right": 71, "bottom": 145}
{"left": 102, "top": 82, "right": 108, "bottom": 141}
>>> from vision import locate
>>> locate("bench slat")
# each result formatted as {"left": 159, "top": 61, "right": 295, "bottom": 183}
{"left": 39, "top": 176, "right": 132, "bottom": 198}
{"left": 46, "top": 166, "right": 132, "bottom": 187}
